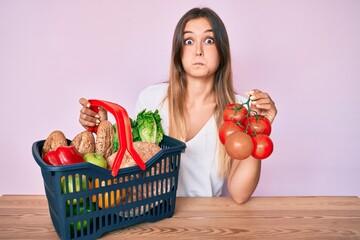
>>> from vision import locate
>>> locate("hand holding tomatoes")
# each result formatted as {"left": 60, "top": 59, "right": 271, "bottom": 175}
{"left": 219, "top": 97, "right": 274, "bottom": 160}
{"left": 247, "top": 89, "right": 277, "bottom": 124}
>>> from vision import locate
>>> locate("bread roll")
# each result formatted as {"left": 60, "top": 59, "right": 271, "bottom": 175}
{"left": 42, "top": 130, "right": 67, "bottom": 157}
{"left": 70, "top": 131, "right": 95, "bottom": 156}
{"left": 106, "top": 141, "right": 161, "bottom": 169}
{"left": 95, "top": 120, "right": 114, "bottom": 159}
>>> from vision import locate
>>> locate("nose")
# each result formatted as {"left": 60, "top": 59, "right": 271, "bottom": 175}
{"left": 195, "top": 43, "right": 203, "bottom": 56}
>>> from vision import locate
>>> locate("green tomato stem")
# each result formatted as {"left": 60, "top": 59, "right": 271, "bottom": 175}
{"left": 240, "top": 97, "right": 258, "bottom": 136}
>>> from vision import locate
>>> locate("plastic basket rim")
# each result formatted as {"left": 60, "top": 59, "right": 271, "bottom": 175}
{"left": 32, "top": 135, "right": 186, "bottom": 175}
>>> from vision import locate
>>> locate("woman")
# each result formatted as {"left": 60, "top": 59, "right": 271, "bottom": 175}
{"left": 79, "top": 7, "right": 277, "bottom": 204}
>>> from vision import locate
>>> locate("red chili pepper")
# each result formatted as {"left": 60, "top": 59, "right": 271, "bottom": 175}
{"left": 43, "top": 146, "right": 84, "bottom": 166}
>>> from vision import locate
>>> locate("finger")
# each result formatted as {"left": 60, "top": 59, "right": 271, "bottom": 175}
{"left": 252, "top": 101, "right": 276, "bottom": 118}
{"left": 81, "top": 107, "right": 100, "bottom": 118}
{"left": 246, "top": 89, "right": 269, "bottom": 104}
{"left": 245, "top": 89, "right": 260, "bottom": 98}
{"left": 80, "top": 110, "right": 100, "bottom": 122}
{"left": 98, "top": 107, "right": 108, "bottom": 121}
{"left": 251, "top": 97, "right": 273, "bottom": 107}
{"left": 253, "top": 102, "right": 272, "bottom": 110}
{"left": 79, "top": 111, "right": 100, "bottom": 125}
{"left": 252, "top": 101, "right": 277, "bottom": 121}
{"left": 79, "top": 117, "right": 99, "bottom": 128}
{"left": 79, "top": 98, "right": 90, "bottom": 108}
{"left": 250, "top": 91, "right": 270, "bottom": 101}
{"left": 251, "top": 92, "right": 275, "bottom": 107}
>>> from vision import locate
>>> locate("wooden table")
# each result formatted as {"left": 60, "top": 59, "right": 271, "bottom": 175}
{"left": 0, "top": 195, "right": 359, "bottom": 239}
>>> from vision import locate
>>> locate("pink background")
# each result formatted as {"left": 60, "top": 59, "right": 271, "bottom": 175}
{"left": 1, "top": 0, "right": 359, "bottom": 196}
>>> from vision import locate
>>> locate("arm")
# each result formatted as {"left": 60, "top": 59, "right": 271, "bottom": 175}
{"left": 228, "top": 156, "right": 261, "bottom": 204}
{"left": 227, "top": 89, "right": 277, "bottom": 204}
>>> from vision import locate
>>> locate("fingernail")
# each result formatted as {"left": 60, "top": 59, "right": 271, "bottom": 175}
{"left": 96, "top": 119, "right": 100, "bottom": 124}
{"left": 95, "top": 114, "right": 100, "bottom": 118}
{"left": 249, "top": 90, "right": 254, "bottom": 95}
{"left": 250, "top": 96, "right": 256, "bottom": 100}
{"left": 86, "top": 103, "right": 91, "bottom": 108}
{"left": 252, "top": 101, "right": 257, "bottom": 105}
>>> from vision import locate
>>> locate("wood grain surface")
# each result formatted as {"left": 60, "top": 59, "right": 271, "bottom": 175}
{"left": 0, "top": 195, "right": 359, "bottom": 239}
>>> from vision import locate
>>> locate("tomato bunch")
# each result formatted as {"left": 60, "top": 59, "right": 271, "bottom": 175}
{"left": 219, "top": 100, "right": 274, "bottom": 160}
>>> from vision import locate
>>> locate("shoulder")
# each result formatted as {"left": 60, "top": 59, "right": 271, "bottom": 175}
{"left": 136, "top": 82, "right": 168, "bottom": 113}
{"left": 235, "top": 94, "right": 248, "bottom": 104}
{"left": 138, "top": 82, "right": 168, "bottom": 100}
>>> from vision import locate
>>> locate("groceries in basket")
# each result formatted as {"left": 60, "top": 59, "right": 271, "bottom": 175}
{"left": 41, "top": 110, "right": 165, "bottom": 206}
{"left": 32, "top": 100, "right": 186, "bottom": 239}
{"left": 41, "top": 109, "right": 164, "bottom": 170}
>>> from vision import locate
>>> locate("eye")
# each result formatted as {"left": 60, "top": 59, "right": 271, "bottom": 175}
{"left": 204, "top": 37, "right": 215, "bottom": 44}
{"left": 184, "top": 39, "right": 193, "bottom": 45}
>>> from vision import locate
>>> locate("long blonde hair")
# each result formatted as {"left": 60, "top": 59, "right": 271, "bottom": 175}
{"left": 167, "top": 8, "right": 236, "bottom": 178}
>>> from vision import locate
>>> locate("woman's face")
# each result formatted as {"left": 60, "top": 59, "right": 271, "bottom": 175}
{"left": 181, "top": 17, "right": 220, "bottom": 81}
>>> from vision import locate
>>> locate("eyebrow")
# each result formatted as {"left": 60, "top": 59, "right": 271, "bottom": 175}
{"left": 183, "top": 29, "right": 213, "bottom": 35}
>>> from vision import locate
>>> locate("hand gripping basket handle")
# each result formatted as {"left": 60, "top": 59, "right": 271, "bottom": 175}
{"left": 86, "top": 99, "right": 146, "bottom": 176}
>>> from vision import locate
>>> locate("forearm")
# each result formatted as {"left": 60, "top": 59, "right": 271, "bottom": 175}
{"left": 227, "top": 157, "right": 261, "bottom": 204}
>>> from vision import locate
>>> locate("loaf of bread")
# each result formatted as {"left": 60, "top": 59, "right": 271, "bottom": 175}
{"left": 42, "top": 130, "right": 67, "bottom": 157}
{"left": 70, "top": 131, "right": 95, "bottom": 156}
{"left": 95, "top": 120, "right": 114, "bottom": 159}
{"left": 106, "top": 141, "right": 161, "bottom": 169}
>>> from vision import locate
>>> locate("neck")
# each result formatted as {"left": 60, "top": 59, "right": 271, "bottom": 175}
{"left": 185, "top": 76, "right": 215, "bottom": 107}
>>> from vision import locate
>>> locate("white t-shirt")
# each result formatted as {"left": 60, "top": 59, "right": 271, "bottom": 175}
{"left": 135, "top": 83, "right": 247, "bottom": 197}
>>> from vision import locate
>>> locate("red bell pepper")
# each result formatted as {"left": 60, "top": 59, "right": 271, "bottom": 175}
{"left": 43, "top": 146, "right": 84, "bottom": 166}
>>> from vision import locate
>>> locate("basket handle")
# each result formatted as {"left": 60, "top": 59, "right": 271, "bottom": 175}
{"left": 87, "top": 99, "right": 146, "bottom": 176}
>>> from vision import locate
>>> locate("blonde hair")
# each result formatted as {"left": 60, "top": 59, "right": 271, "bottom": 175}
{"left": 167, "top": 8, "right": 236, "bottom": 178}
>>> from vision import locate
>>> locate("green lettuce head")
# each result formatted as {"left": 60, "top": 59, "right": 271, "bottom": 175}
{"left": 112, "top": 109, "right": 164, "bottom": 152}
{"left": 136, "top": 109, "right": 164, "bottom": 144}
